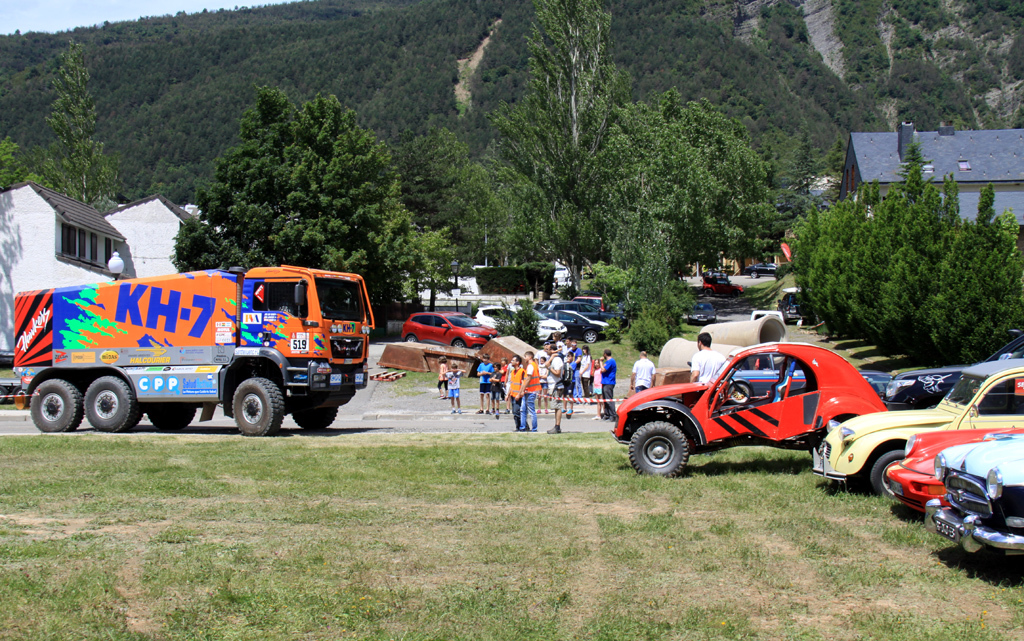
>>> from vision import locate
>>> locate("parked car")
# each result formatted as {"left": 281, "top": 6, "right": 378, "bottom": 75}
{"left": 859, "top": 370, "right": 893, "bottom": 399}
{"left": 553, "top": 265, "right": 571, "bottom": 287}
{"left": 777, "top": 288, "right": 804, "bottom": 323}
{"left": 402, "top": 312, "right": 498, "bottom": 349}
{"left": 927, "top": 433, "right": 1024, "bottom": 554}
{"left": 725, "top": 354, "right": 887, "bottom": 402}
{"left": 572, "top": 295, "right": 607, "bottom": 311}
{"left": 475, "top": 305, "right": 565, "bottom": 341}
{"left": 743, "top": 263, "right": 777, "bottom": 278}
{"left": 537, "top": 310, "right": 606, "bottom": 344}
{"left": 537, "top": 300, "right": 625, "bottom": 324}
{"left": 613, "top": 343, "right": 886, "bottom": 477}
{"left": 701, "top": 272, "right": 743, "bottom": 297}
{"left": 886, "top": 427, "right": 1024, "bottom": 512}
{"left": 815, "top": 359, "right": 1024, "bottom": 496}
{"left": 687, "top": 302, "right": 717, "bottom": 325}
{"left": 0, "top": 350, "right": 13, "bottom": 367}
{"left": 884, "top": 330, "right": 1024, "bottom": 410}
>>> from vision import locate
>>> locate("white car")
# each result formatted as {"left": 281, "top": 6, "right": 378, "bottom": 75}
{"left": 553, "top": 265, "right": 571, "bottom": 288}
{"left": 476, "top": 306, "right": 566, "bottom": 341}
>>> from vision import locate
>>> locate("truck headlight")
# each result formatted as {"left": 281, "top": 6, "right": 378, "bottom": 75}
{"left": 885, "top": 379, "right": 914, "bottom": 399}
{"left": 987, "top": 467, "right": 1003, "bottom": 500}
{"left": 934, "top": 453, "right": 948, "bottom": 481}
{"left": 904, "top": 435, "right": 917, "bottom": 457}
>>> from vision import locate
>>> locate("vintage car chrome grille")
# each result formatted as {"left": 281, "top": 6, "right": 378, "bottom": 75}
{"left": 331, "top": 337, "right": 364, "bottom": 360}
{"left": 821, "top": 441, "right": 832, "bottom": 461}
{"left": 945, "top": 471, "right": 992, "bottom": 517}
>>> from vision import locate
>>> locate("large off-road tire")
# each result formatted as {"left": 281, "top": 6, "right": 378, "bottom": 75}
{"left": 405, "top": 334, "right": 418, "bottom": 342}
{"left": 147, "top": 403, "right": 197, "bottom": 431}
{"left": 583, "top": 329, "right": 599, "bottom": 344}
{"left": 85, "top": 376, "right": 141, "bottom": 433}
{"left": 233, "top": 377, "right": 285, "bottom": 437}
{"left": 292, "top": 407, "right": 339, "bottom": 430}
{"left": 870, "top": 449, "right": 904, "bottom": 498}
{"left": 452, "top": 338, "right": 467, "bottom": 348}
{"left": 30, "top": 379, "right": 84, "bottom": 433}
{"left": 628, "top": 421, "right": 691, "bottom": 477}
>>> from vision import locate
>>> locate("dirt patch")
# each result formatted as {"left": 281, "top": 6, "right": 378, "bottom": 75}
{"left": 455, "top": 19, "right": 501, "bottom": 111}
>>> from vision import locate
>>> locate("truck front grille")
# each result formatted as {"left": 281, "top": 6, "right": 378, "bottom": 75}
{"left": 331, "top": 337, "right": 364, "bottom": 360}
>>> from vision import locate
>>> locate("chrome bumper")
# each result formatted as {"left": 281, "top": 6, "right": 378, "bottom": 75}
{"left": 811, "top": 443, "right": 846, "bottom": 481}
{"left": 925, "top": 499, "right": 1024, "bottom": 554}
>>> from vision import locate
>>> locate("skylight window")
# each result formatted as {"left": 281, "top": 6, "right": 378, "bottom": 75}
{"left": 923, "top": 164, "right": 934, "bottom": 173}
{"left": 958, "top": 160, "right": 971, "bottom": 171}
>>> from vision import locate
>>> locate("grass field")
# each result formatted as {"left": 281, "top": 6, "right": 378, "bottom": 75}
{"left": 1, "top": 434, "right": 1021, "bottom": 640}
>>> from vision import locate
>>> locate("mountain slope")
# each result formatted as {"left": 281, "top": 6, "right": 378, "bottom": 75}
{"left": 0, "top": 0, "right": 1021, "bottom": 204}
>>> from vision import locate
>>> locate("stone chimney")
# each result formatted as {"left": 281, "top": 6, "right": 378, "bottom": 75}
{"left": 897, "top": 121, "right": 915, "bottom": 161}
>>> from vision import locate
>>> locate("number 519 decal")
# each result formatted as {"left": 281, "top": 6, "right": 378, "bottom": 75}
{"left": 290, "top": 333, "right": 309, "bottom": 353}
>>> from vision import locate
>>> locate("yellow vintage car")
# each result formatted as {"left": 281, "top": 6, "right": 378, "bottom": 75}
{"left": 812, "top": 359, "right": 1024, "bottom": 496}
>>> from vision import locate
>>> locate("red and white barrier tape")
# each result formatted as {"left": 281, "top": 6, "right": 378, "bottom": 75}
{"left": 535, "top": 392, "right": 631, "bottom": 404}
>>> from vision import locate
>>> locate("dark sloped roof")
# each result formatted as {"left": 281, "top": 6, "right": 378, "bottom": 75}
{"left": 852, "top": 129, "right": 1024, "bottom": 185}
{"left": 106, "top": 194, "right": 193, "bottom": 222}
{"left": 958, "top": 191, "right": 1024, "bottom": 225}
{"left": 3, "top": 181, "right": 126, "bottom": 240}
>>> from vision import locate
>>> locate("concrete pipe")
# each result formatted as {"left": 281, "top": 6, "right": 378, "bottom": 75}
{"left": 702, "top": 316, "right": 787, "bottom": 347}
{"left": 658, "top": 338, "right": 742, "bottom": 369}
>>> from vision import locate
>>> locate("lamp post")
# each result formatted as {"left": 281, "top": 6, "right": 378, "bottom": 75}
{"left": 107, "top": 251, "right": 124, "bottom": 281}
{"left": 451, "top": 259, "right": 460, "bottom": 313}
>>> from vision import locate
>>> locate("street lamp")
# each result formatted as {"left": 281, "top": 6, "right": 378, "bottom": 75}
{"left": 451, "top": 260, "right": 460, "bottom": 313}
{"left": 107, "top": 251, "right": 124, "bottom": 280}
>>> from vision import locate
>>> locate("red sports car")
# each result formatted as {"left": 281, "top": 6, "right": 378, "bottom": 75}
{"left": 613, "top": 343, "right": 886, "bottom": 476}
{"left": 885, "top": 427, "right": 1024, "bottom": 512}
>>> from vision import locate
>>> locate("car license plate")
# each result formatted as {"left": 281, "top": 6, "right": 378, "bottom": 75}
{"left": 330, "top": 374, "right": 342, "bottom": 385}
{"left": 354, "top": 373, "right": 363, "bottom": 384}
{"left": 889, "top": 479, "right": 903, "bottom": 496}
{"left": 934, "top": 517, "right": 960, "bottom": 543}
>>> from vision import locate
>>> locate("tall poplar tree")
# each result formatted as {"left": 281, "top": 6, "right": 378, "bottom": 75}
{"left": 38, "top": 41, "right": 119, "bottom": 207}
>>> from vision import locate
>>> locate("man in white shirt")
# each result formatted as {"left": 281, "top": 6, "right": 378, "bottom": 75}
{"left": 690, "top": 332, "right": 726, "bottom": 384}
{"left": 630, "top": 351, "right": 656, "bottom": 393}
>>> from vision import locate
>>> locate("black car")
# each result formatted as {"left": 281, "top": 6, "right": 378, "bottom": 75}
{"left": 536, "top": 300, "right": 625, "bottom": 325}
{"left": 743, "top": 263, "right": 777, "bottom": 278}
{"left": 687, "top": 302, "right": 717, "bottom": 325}
{"left": 884, "top": 329, "right": 1024, "bottom": 410}
{"left": 538, "top": 310, "right": 606, "bottom": 343}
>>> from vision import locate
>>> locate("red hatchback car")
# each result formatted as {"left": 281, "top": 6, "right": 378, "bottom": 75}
{"left": 885, "top": 427, "right": 1024, "bottom": 512}
{"left": 613, "top": 343, "right": 886, "bottom": 476}
{"left": 402, "top": 312, "right": 498, "bottom": 349}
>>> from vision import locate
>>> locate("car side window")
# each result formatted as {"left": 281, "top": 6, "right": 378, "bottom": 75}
{"left": 976, "top": 379, "right": 1018, "bottom": 415}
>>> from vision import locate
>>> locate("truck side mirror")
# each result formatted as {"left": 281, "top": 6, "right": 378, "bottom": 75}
{"left": 295, "top": 280, "right": 307, "bottom": 307}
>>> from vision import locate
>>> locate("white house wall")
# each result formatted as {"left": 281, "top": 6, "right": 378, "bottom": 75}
{"left": 0, "top": 186, "right": 114, "bottom": 351}
{"left": 105, "top": 199, "right": 181, "bottom": 278}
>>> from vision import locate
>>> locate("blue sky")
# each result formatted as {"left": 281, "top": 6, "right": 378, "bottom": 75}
{"left": 1, "top": 0, "right": 294, "bottom": 35}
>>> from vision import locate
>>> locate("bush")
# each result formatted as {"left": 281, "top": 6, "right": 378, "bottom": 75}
{"left": 604, "top": 317, "right": 626, "bottom": 344}
{"left": 522, "top": 262, "right": 556, "bottom": 297}
{"left": 774, "top": 261, "right": 794, "bottom": 280}
{"left": 494, "top": 300, "right": 541, "bottom": 346}
{"left": 558, "top": 282, "right": 580, "bottom": 301}
{"left": 475, "top": 267, "right": 528, "bottom": 294}
{"left": 628, "top": 305, "right": 672, "bottom": 354}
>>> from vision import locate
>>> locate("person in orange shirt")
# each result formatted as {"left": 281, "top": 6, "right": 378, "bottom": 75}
{"left": 507, "top": 356, "right": 525, "bottom": 431}
{"left": 518, "top": 350, "right": 541, "bottom": 432}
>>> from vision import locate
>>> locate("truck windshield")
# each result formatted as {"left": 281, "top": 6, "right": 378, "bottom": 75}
{"left": 315, "top": 278, "right": 364, "bottom": 321}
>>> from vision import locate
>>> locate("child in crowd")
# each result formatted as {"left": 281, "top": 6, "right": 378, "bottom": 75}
{"left": 437, "top": 356, "right": 449, "bottom": 399}
{"left": 592, "top": 355, "right": 604, "bottom": 420}
{"left": 564, "top": 350, "right": 578, "bottom": 418}
{"left": 493, "top": 357, "right": 508, "bottom": 416}
{"left": 538, "top": 354, "right": 550, "bottom": 414}
{"left": 447, "top": 364, "right": 463, "bottom": 414}
{"left": 476, "top": 353, "right": 495, "bottom": 414}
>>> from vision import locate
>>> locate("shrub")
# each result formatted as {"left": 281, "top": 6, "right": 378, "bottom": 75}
{"left": 522, "top": 262, "right": 556, "bottom": 297}
{"left": 628, "top": 305, "right": 671, "bottom": 354}
{"left": 604, "top": 317, "right": 626, "bottom": 344}
{"left": 475, "top": 266, "right": 528, "bottom": 294}
{"left": 495, "top": 300, "right": 540, "bottom": 346}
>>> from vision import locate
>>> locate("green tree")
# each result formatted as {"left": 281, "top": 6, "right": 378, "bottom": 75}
{"left": 36, "top": 41, "right": 119, "bottom": 207}
{"left": 490, "top": 0, "right": 631, "bottom": 285}
{"left": 173, "top": 86, "right": 417, "bottom": 306}
{"left": 0, "top": 137, "right": 37, "bottom": 189}
{"left": 409, "top": 229, "right": 456, "bottom": 311}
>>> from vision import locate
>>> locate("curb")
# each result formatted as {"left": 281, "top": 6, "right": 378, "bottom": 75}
{"left": 0, "top": 410, "right": 31, "bottom": 422}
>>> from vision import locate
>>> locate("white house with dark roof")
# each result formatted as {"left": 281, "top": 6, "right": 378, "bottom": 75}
{"left": 105, "top": 194, "right": 192, "bottom": 278}
{"left": 0, "top": 182, "right": 190, "bottom": 351}
{"left": 840, "top": 122, "right": 1024, "bottom": 225}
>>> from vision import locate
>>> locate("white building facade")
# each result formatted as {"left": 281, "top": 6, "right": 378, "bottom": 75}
{"left": 105, "top": 195, "right": 190, "bottom": 278}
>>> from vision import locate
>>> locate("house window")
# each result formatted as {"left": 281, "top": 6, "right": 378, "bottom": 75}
{"left": 958, "top": 160, "right": 971, "bottom": 171}
{"left": 62, "top": 224, "right": 77, "bottom": 256}
{"left": 78, "top": 229, "right": 87, "bottom": 259}
{"left": 90, "top": 233, "right": 98, "bottom": 263}
{"left": 105, "top": 238, "right": 112, "bottom": 264}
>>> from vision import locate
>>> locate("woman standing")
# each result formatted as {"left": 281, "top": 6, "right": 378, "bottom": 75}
{"left": 579, "top": 346, "right": 593, "bottom": 398}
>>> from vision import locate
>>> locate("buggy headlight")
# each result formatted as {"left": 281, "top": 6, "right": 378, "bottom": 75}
{"left": 839, "top": 426, "right": 856, "bottom": 442}
{"left": 934, "top": 453, "right": 948, "bottom": 481}
{"left": 987, "top": 467, "right": 1004, "bottom": 500}
{"left": 827, "top": 419, "right": 841, "bottom": 434}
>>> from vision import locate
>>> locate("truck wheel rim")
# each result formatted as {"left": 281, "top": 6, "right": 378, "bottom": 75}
{"left": 242, "top": 394, "right": 264, "bottom": 424}
{"left": 644, "top": 437, "right": 673, "bottom": 467}
{"left": 95, "top": 390, "right": 119, "bottom": 420}
{"left": 41, "top": 393, "right": 64, "bottom": 422}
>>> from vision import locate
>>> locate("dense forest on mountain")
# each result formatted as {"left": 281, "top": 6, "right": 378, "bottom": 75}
{"left": 1, "top": 0, "right": 1022, "bottom": 204}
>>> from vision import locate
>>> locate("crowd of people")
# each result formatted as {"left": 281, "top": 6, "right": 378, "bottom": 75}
{"left": 432, "top": 334, "right": 665, "bottom": 433}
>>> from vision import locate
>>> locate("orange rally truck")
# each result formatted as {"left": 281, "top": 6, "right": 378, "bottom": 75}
{"left": 13, "top": 266, "right": 374, "bottom": 436}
